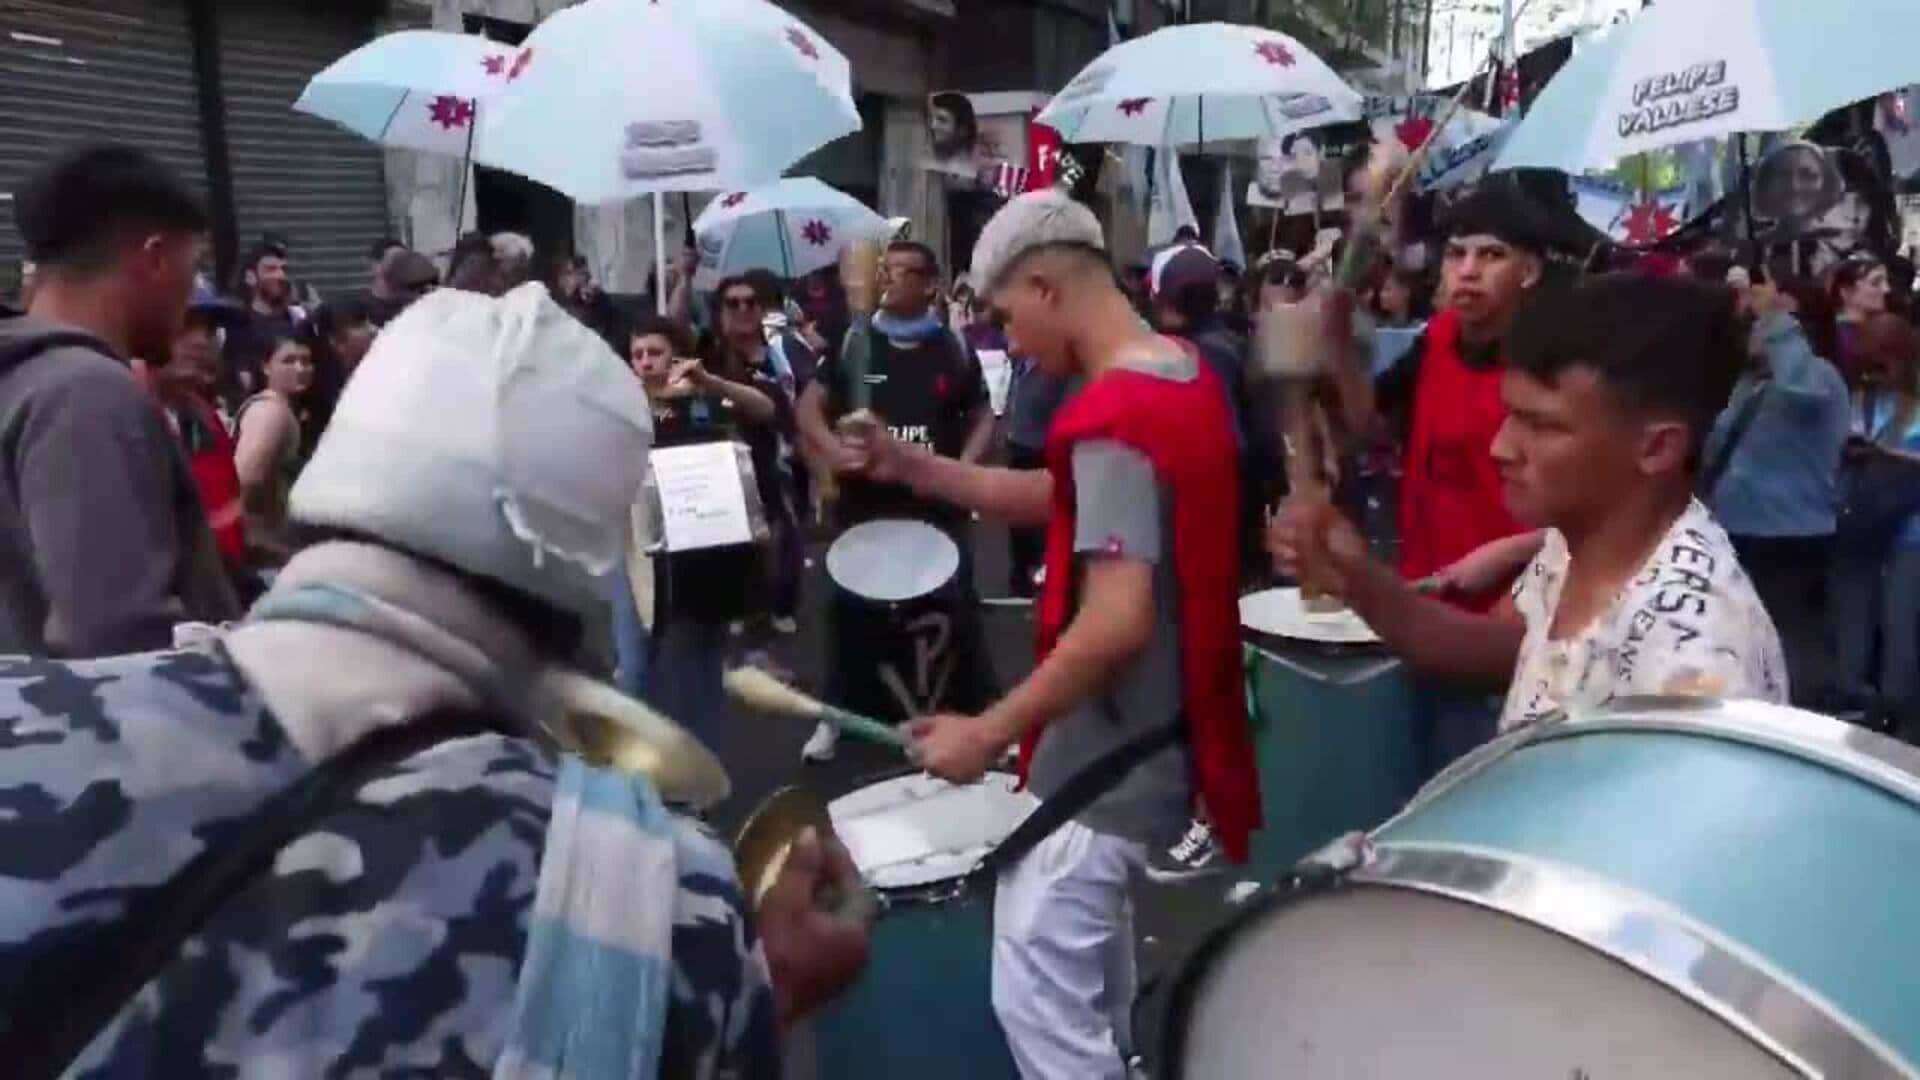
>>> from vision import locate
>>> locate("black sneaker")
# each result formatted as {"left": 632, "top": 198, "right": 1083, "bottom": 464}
{"left": 1146, "top": 818, "right": 1226, "bottom": 883}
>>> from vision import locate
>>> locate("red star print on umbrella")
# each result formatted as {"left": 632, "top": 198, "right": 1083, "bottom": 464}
{"left": 426, "top": 95, "right": 475, "bottom": 131}
{"left": 720, "top": 192, "right": 749, "bottom": 209}
{"left": 787, "top": 28, "right": 819, "bottom": 60}
{"left": 800, "top": 219, "right": 833, "bottom": 247}
{"left": 508, "top": 47, "right": 533, "bottom": 81}
{"left": 1254, "top": 40, "right": 1295, "bottom": 67}
{"left": 482, "top": 54, "right": 507, "bottom": 77}
{"left": 1118, "top": 98, "right": 1152, "bottom": 116}
{"left": 1394, "top": 116, "right": 1435, "bottom": 152}
{"left": 1622, "top": 199, "right": 1680, "bottom": 245}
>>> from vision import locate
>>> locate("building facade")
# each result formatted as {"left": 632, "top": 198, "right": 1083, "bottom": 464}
{"left": 0, "top": 0, "right": 1126, "bottom": 302}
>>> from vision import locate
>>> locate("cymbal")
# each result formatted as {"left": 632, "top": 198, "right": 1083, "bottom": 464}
{"left": 733, "top": 785, "right": 833, "bottom": 909}
{"left": 538, "top": 669, "right": 732, "bottom": 810}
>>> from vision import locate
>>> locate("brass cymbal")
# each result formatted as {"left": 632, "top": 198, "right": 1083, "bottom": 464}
{"left": 538, "top": 670, "right": 731, "bottom": 810}
{"left": 733, "top": 785, "right": 834, "bottom": 909}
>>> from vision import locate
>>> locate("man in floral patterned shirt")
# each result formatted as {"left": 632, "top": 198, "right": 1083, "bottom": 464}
{"left": 1273, "top": 274, "right": 1786, "bottom": 729}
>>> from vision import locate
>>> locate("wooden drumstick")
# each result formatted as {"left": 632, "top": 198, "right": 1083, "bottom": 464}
{"left": 723, "top": 667, "right": 910, "bottom": 750}
{"left": 1258, "top": 300, "right": 1342, "bottom": 610}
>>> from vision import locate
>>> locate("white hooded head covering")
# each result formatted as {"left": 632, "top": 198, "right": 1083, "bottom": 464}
{"left": 291, "top": 282, "right": 653, "bottom": 621}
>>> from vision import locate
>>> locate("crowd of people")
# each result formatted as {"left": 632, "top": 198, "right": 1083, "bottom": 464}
{"left": 0, "top": 127, "right": 1917, "bottom": 1078}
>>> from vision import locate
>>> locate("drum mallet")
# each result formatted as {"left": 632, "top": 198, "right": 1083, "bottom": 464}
{"left": 723, "top": 667, "right": 910, "bottom": 751}
{"left": 1258, "top": 301, "right": 1343, "bottom": 610}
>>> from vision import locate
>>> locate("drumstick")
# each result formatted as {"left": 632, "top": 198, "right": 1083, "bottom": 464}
{"left": 723, "top": 667, "right": 910, "bottom": 750}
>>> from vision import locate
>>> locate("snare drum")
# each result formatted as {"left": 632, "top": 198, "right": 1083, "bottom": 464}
{"left": 826, "top": 518, "right": 967, "bottom": 723}
{"left": 811, "top": 770, "right": 1034, "bottom": 1080}
{"left": 1159, "top": 699, "right": 1920, "bottom": 1078}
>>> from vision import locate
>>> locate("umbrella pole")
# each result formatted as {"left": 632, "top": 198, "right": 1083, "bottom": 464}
{"left": 1737, "top": 135, "right": 1758, "bottom": 270}
{"left": 455, "top": 116, "right": 475, "bottom": 239}
{"left": 655, "top": 191, "right": 669, "bottom": 316}
{"left": 776, "top": 209, "right": 795, "bottom": 279}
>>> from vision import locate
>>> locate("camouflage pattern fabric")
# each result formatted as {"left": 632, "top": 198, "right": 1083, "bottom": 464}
{"left": 0, "top": 645, "right": 778, "bottom": 1078}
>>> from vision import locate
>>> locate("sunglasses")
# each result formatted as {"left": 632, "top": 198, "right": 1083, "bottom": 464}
{"left": 722, "top": 295, "right": 763, "bottom": 311}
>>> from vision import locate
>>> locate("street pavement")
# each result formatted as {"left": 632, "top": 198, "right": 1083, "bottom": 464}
{"left": 701, "top": 516, "right": 1249, "bottom": 1075}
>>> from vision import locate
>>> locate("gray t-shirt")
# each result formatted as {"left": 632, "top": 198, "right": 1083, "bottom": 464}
{"left": 1027, "top": 353, "right": 1198, "bottom": 845}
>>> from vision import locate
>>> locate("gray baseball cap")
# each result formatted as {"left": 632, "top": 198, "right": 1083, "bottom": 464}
{"left": 969, "top": 189, "right": 1106, "bottom": 293}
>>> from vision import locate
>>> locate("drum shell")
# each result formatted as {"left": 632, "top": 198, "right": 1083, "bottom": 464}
{"left": 812, "top": 769, "right": 1027, "bottom": 1080}
{"left": 1159, "top": 701, "right": 1920, "bottom": 1078}
{"left": 827, "top": 520, "right": 976, "bottom": 724}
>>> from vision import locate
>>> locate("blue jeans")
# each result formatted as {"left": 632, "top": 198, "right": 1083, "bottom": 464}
{"left": 609, "top": 563, "right": 650, "bottom": 700}
{"left": 1884, "top": 547, "right": 1920, "bottom": 733}
{"left": 644, "top": 617, "right": 730, "bottom": 752}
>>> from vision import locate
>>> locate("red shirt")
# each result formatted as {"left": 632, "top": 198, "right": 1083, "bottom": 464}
{"left": 1396, "top": 310, "right": 1526, "bottom": 607}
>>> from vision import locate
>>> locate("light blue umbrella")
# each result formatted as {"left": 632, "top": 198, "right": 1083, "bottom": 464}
{"left": 473, "top": 0, "right": 861, "bottom": 204}
{"left": 1035, "top": 23, "right": 1362, "bottom": 148}
{"left": 691, "top": 178, "right": 887, "bottom": 289}
{"left": 1495, "top": 0, "right": 1920, "bottom": 173}
{"left": 294, "top": 30, "right": 516, "bottom": 157}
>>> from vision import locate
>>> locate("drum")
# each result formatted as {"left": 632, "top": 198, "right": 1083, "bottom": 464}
{"left": 811, "top": 770, "right": 1033, "bottom": 1080}
{"left": 1240, "top": 640, "right": 1422, "bottom": 877}
{"left": 1159, "top": 698, "right": 1920, "bottom": 1078}
{"left": 826, "top": 518, "right": 965, "bottom": 723}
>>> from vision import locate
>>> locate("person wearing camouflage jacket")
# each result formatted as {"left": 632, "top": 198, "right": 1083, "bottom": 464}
{"left": 0, "top": 284, "right": 870, "bottom": 1078}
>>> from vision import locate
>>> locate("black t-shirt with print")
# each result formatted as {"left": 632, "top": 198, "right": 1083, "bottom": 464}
{"left": 816, "top": 324, "right": 986, "bottom": 529}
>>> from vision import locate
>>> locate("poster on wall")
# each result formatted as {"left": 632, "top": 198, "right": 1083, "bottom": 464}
{"left": 925, "top": 91, "right": 1047, "bottom": 194}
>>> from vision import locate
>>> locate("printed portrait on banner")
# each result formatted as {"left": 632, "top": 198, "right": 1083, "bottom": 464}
{"left": 923, "top": 92, "right": 1035, "bottom": 197}
{"left": 1249, "top": 133, "right": 1340, "bottom": 214}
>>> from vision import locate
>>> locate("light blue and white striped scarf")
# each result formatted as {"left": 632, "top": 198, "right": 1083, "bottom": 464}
{"left": 495, "top": 757, "right": 678, "bottom": 1080}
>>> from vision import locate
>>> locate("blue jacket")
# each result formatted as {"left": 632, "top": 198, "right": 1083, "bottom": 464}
{"left": 1705, "top": 311, "right": 1852, "bottom": 538}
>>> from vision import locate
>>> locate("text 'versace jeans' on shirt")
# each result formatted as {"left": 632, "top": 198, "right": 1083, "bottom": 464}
{"left": 1501, "top": 499, "right": 1789, "bottom": 732}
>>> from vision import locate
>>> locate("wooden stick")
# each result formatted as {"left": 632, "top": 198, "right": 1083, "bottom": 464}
{"left": 723, "top": 667, "right": 909, "bottom": 750}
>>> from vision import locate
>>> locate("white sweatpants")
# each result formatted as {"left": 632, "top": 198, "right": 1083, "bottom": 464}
{"left": 991, "top": 821, "right": 1146, "bottom": 1080}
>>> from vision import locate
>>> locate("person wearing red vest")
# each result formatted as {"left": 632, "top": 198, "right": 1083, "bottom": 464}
{"left": 843, "top": 191, "right": 1257, "bottom": 1079}
{"left": 1363, "top": 184, "right": 1552, "bottom": 775}
{"left": 147, "top": 292, "right": 249, "bottom": 570}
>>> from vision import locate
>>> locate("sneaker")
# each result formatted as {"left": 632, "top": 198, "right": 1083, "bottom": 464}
{"left": 801, "top": 720, "right": 839, "bottom": 763}
{"left": 1145, "top": 817, "right": 1226, "bottom": 883}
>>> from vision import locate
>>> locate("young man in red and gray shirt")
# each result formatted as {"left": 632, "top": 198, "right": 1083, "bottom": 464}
{"left": 843, "top": 191, "right": 1258, "bottom": 1079}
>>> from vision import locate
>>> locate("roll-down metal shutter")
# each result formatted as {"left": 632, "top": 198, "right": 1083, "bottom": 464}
{"left": 218, "top": 0, "right": 388, "bottom": 300}
{"left": 0, "top": 0, "right": 206, "bottom": 277}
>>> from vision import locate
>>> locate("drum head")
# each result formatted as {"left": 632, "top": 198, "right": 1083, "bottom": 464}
{"left": 829, "top": 771, "right": 1037, "bottom": 890}
{"left": 1170, "top": 886, "right": 1798, "bottom": 1078}
{"left": 828, "top": 519, "right": 960, "bottom": 602}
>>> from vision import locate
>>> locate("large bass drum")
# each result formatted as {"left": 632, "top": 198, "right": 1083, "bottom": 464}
{"left": 1158, "top": 699, "right": 1920, "bottom": 1078}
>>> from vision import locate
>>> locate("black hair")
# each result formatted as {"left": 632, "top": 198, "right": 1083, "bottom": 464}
{"left": 627, "top": 312, "right": 691, "bottom": 356}
{"left": 1260, "top": 257, "right": 1307, "bottom": 292}
{"left": 713, "top": 274, "right": 762, "bottom": 304}
{"left": 1440, "top": 180, "right": 1552, "bottom": 255}
{"left": 1172, "top": 225, "right": 1200, "bottom": 243}
{"left": 368, "top": 237, "right": 404, "bottom": 262}
{"left": 445, "top": 231, "right": 503, "bottom": 295}
{"left": 741, "top": 267, "right": 785, "bottom": 308}
{"left": 1506, "top": 274, "right": 1744, "bottom": 471}
{"left": 310, "top": 295, "right": 372, "bottom": 341}
{"left": 886, "top": 240, "right": 941, "bottom": 279}
{"left": 14, "top": 144, "right": 208, "bottom": 273}
{"left": 928, "top": 92, "right": 979, "bottom": 143}
{"left": 244, "top": 241, "right": 289, "bottom": 273}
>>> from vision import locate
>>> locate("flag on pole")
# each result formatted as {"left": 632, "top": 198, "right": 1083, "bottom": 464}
{"left": 1147, "top": 147, "right": 1199, "bottom": 247}
{"left": 1212, "top": 161, "right": 1246, "bottom": 268}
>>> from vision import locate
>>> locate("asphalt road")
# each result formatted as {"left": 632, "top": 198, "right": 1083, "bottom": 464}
{"left": 702, "top": 517, "right": 1246, "bottom": 1076}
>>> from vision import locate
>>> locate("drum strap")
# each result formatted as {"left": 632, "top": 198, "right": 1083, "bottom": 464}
{"left": 970, "top": 717, "right": 1184, "bottom": 886}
